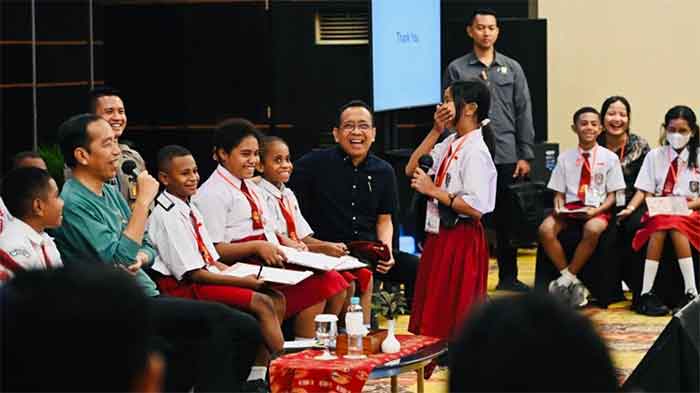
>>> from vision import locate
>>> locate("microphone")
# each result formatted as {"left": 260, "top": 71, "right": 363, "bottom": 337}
{"left": 409, "top": 155, "right": 434, "bottom": 214}
{"left": 121, "top": 160, "right": 140, "bottom": 180}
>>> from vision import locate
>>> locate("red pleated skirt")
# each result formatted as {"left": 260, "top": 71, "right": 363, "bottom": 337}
{"left": 340, "top": 268, "right": 373, "bottom": 293}
{"left": 156, "top": 276, "right": 254, "bottom": 310}
{"left": 408, "top": 220, "right": 489, "bottom": 340}
{"left": 632, "top": 211, "right": 700, "bottom": 252}
{"left": 232, "top": 234, "right": 349, "bottom": 319}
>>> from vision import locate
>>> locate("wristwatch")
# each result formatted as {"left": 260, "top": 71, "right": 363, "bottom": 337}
{"left": 447, "top": 192, "right": 456, "bottom": 208}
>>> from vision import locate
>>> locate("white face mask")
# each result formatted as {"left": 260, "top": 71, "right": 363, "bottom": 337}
{"left": 666, "top": 132, "right": 691, "bottom": 150}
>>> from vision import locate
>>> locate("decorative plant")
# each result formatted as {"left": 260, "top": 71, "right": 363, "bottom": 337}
{"left": 38, "top": 144, "right": 65, "bottom": 188}
{"left": 372, "top": 287, "right": 408, "bottom": 320}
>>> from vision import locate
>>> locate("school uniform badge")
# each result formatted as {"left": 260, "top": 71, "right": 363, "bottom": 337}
{"left": 690, "top": 180, "right": 699, "bottom": 193}
{"left": 594, "top": 173, "right": 604, "bottom": 186}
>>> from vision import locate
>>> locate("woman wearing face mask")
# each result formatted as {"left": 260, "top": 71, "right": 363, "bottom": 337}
{"left": 618, "top": 106, "right": 700, "bottom": 316}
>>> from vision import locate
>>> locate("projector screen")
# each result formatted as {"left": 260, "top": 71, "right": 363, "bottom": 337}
{"left": 371, "top": 0, "right": 441, "bottom": 112}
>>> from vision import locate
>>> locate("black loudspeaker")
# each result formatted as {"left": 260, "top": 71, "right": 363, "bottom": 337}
{"left": 530, "top": 142, "right": 559, "bottom": 185}
{"left": 623, "top": 297, "right": 699, "bottom": 392}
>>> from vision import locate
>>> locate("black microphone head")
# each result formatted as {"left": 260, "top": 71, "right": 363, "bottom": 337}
{"left": 121, "top": 160, "right": 137, "bottom": 175}
{"left": 418, "top": 155, "right": 434, "bottom": 172}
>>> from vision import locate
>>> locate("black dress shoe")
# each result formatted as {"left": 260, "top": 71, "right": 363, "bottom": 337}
{"left": 672, "top": 292, "right": 697, "bottom": 314}
{"left": 496, "top": 279, "right": 530, "bottom": 292}
{"left": 634, "top": 292, "right": 670, "bottom": 316}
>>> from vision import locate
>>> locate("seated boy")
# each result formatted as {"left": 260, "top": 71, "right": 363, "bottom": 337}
{"left": 538, "top": 107, "right": 625, "bottom": 307}
{"left": 147, "top": 145, "right": 284, "bottom": 386}
{"left": 0, "top": 167, "right": 64, "bottom": 281}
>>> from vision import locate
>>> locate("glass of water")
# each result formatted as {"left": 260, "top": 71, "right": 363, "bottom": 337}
{"left": 314, "top": 314, "right": 338, "bottom": 360}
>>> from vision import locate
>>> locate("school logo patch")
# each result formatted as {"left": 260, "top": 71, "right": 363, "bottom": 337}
{"left": 690, "top": 181, "right": 699, "bottom": 193}
{"left": 594, "top": 173, "right": 604, "bottom": 186}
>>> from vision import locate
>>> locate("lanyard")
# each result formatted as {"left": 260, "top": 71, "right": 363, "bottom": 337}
{"left": 435, "top": 135, "right": 469, "bottom": 187}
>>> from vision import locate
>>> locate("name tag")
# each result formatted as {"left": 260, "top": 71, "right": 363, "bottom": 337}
{"left": 615, "top": 190, "right": 626, "bottom": 207}
{"left": 425, "top": 201, "right": 440, "bottom": 234}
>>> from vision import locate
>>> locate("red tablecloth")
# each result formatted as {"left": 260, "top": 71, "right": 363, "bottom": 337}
{"left": 269, "top": 335, "right": 441, "bottom": 393}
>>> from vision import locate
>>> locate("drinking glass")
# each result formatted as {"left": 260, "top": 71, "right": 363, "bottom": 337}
{"left": 314, "top": 314, "right": 338, "bottom": 360}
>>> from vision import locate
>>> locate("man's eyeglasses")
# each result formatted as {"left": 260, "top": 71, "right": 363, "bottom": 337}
{"left": 340, "top": 123, "right": 372, "bottom": 133}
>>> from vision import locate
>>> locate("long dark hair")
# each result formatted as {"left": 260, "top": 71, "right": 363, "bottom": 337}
{"left": 662, "top": 105, "right": 699, "bottom": 169}
{"left": 450, "top": 79, "right": 495, "bottom": 158}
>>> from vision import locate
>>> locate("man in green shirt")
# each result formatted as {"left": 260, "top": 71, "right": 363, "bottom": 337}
{"left": 52, "top": 114, "right": 262, "bottom": 392}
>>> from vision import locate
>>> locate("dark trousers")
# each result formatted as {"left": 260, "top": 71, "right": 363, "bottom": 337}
{"left": 149, "top": 296, "right": 261, "bottom": 392}
{"left": 493, "top": 163, "right": 519, "bottom": 283}
{"left": 375, "top": 250, "right": 419, "bottom": 306}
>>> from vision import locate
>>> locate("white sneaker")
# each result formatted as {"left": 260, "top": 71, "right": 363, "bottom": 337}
{"left": 548, "top": 280, "right": 571, "bottom": 304}
{"left": 569, "top": 282, "right": 590, "bottom": 308}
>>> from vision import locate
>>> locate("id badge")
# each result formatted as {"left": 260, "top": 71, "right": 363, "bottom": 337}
{"left": 264, "top": 229, "right": 280, "bottom": 245}
{"left": 615, "top": 190, "right": 626, "bottom": 207}
{"left": 425, "top": 201, "right": 440, "bottom": 234}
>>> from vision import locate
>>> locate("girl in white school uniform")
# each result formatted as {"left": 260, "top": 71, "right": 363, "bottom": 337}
{"left": 256, "top": 136, "right": 374, "bottom": 324}
{"left": 193, "top": 118, "right": 348, "bottom": 338}
{"left": 405, "top": 79, "right": 497, "bottom": 339}
{"left": 619, "top": 105, "right": 700, "bottom": 316}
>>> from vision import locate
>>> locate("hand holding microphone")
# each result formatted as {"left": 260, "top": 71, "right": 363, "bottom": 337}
{"left": 121, "top": 160, "right": 159, "bottom": 205}
{"left": 409, "top": 155, "right": 434, "bottom": 213}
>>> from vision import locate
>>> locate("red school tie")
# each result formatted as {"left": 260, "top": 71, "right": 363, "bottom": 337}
{"left": 577, "top": 152, "right": 591, "bottom": 202}
{"left": 662, "top": 157, "right": 679, "bottom": 196}
{"left": 190, "top": 211, "right": 216, "bottom": 265}
{"left": 40, "top": 244, "right": 52, "bottom": 268}
{"left": 240, "top": 181, "right": 263, "bottom": 230}
{"left": 277, "top": 197, "right": 298, "bottom": 241}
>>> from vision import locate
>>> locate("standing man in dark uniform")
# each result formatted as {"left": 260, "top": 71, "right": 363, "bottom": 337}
{"left": 290, "top": 100, "right": 418, "bottom": 304}
{"left": 444, "top": 9, "right": 535, "bottom": 291}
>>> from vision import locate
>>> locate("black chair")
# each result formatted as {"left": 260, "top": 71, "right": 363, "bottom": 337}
{"left": 534, "top": 209, "right": 625, "bottom": 308}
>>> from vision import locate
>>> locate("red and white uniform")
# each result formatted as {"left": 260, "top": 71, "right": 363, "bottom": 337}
{"left": 0, "top": 198, "right": 12, "bottom": 235}
{"left": 194, "top": 166, "right": 348, "bottom": 318}
{"left": 0, "top": 218, "right": 63, "bottom": 283}
{"left": 148, "top": 190, "right": 255, "bottom": 308}
{"left": 258, "top": 178, "right": 373, "bottom": 293}
{"left": 632, "top": 146, "right": 700, "bottom": 251}
{"left": 410, "top": 128, "right": 497, "bottom": 340}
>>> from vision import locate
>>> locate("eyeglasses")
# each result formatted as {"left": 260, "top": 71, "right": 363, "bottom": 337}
{"left": 340, "top": 123, "right": 372, "bottom": 133}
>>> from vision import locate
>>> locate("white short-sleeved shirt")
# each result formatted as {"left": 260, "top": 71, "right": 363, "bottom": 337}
{"left": 148, "top": 191, "right": 221, "bottom": 281}
{"left": 634, "top": 146, "right": 700, "bottom": 198}
{"left": 257, "top": 178, "right": 314, "bottom": 240}
{"left": 547, "top": 144, "right": 626, "bottom": 204}
{"left": 425, "top": 128, "right": 497, "bottom": 232}
{"left": 0, "top": 218, "right": 63, "bottom": 283}
{"left": 193, "top": 165, "right": 275, "bottom": 243}
{"left": 0, "top": 198, "right": 12, "bottom": 234}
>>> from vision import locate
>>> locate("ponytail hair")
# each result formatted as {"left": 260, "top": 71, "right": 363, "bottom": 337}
{"left": 662, "top": 105, "right": 699, "bottom": 169}
{"left": 450, "top": 79, "right": 495, "bottom": 158}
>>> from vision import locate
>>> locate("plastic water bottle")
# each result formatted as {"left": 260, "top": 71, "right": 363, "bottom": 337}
{"left": 345, "top": 297, "right": 365, "bottom": 358}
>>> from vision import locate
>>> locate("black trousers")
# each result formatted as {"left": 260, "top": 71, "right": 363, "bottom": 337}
{"left": 374, "top": 250, "right": 419, "bottom": 306}
{"left": 149, "top": 296, "right": 261, "bottom": 392}
{"left": 492, "top": 163, "right": 519, "bottom": 283}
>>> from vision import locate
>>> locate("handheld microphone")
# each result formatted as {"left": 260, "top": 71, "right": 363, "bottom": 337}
{"left": 121, "top": 160, "right": 140, "bottom": 180}
{"left": 409, "top": 155, "right": 434, "bottom": 214}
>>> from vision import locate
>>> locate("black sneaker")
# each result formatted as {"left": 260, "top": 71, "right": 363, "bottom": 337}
{"left": 495, "top": 279, "right": 530, "bottom": 292}
{"left": 634, "top": 292, "right": 670, "bottom": 316}
{"left": 673, "top": 292, "right": 697, "bottom": 314}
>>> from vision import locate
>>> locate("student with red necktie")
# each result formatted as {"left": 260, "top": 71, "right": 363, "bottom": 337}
{"left": 0, "top": 167, "right": 64, "bottom": 282}
{"left": 618, "top": 105, "right": 700, "bottom": 316}
{"left": 193, "top": 118, "right": 348, "bottom": 340}
{"left": 256, "top": 136, "right": 374, "bottom": 328}
{"left": 405, "top": 80, "right": 497, "bottom": 339}
{"left": 538, "top": 107, "right": 625, "bottom": 308}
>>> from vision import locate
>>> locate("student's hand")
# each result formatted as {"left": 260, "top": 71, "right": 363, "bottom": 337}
{"left": 376, "top": 256, "right": 395, "bottom": 274}
{"left": 279, "top": 235, "right": 308, "bottom": 252}
{"left": 411, "top": 167, "right": 437, "bottom": 197}
{"left": 240, "top": 274, "right": 264, "bottom": 290}
{"left": 585, "top": 207, "right": 598, "bottom": 220}
{"left": 257, "top": 242, "right": 287, "bottom": 267}
{"left": 512, "top": 160, "right": 531, "bottom": 178}
{"left": 121, "top": 259, "right": 143, "bottom": 276}
{"left": 135, "top": 171, "right": 160, "bottom": 205}
{"left": 433, "top": 102, "right": 454, "bottom": 131}
{"left": 319, "top": 242, "right": 348, "bottom": 257}
{"left": 616, "top": 206, "right": 635, "bottom": 220}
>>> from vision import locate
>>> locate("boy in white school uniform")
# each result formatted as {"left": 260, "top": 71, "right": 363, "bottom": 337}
{"left": 0, "top": 167, "right": 64, "bottom": 282}
{"left": 539, "top": 107, "right": 625, "bottom": 307}
{"left": 0, "top": 151, "right": 48, "bottom": 235}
